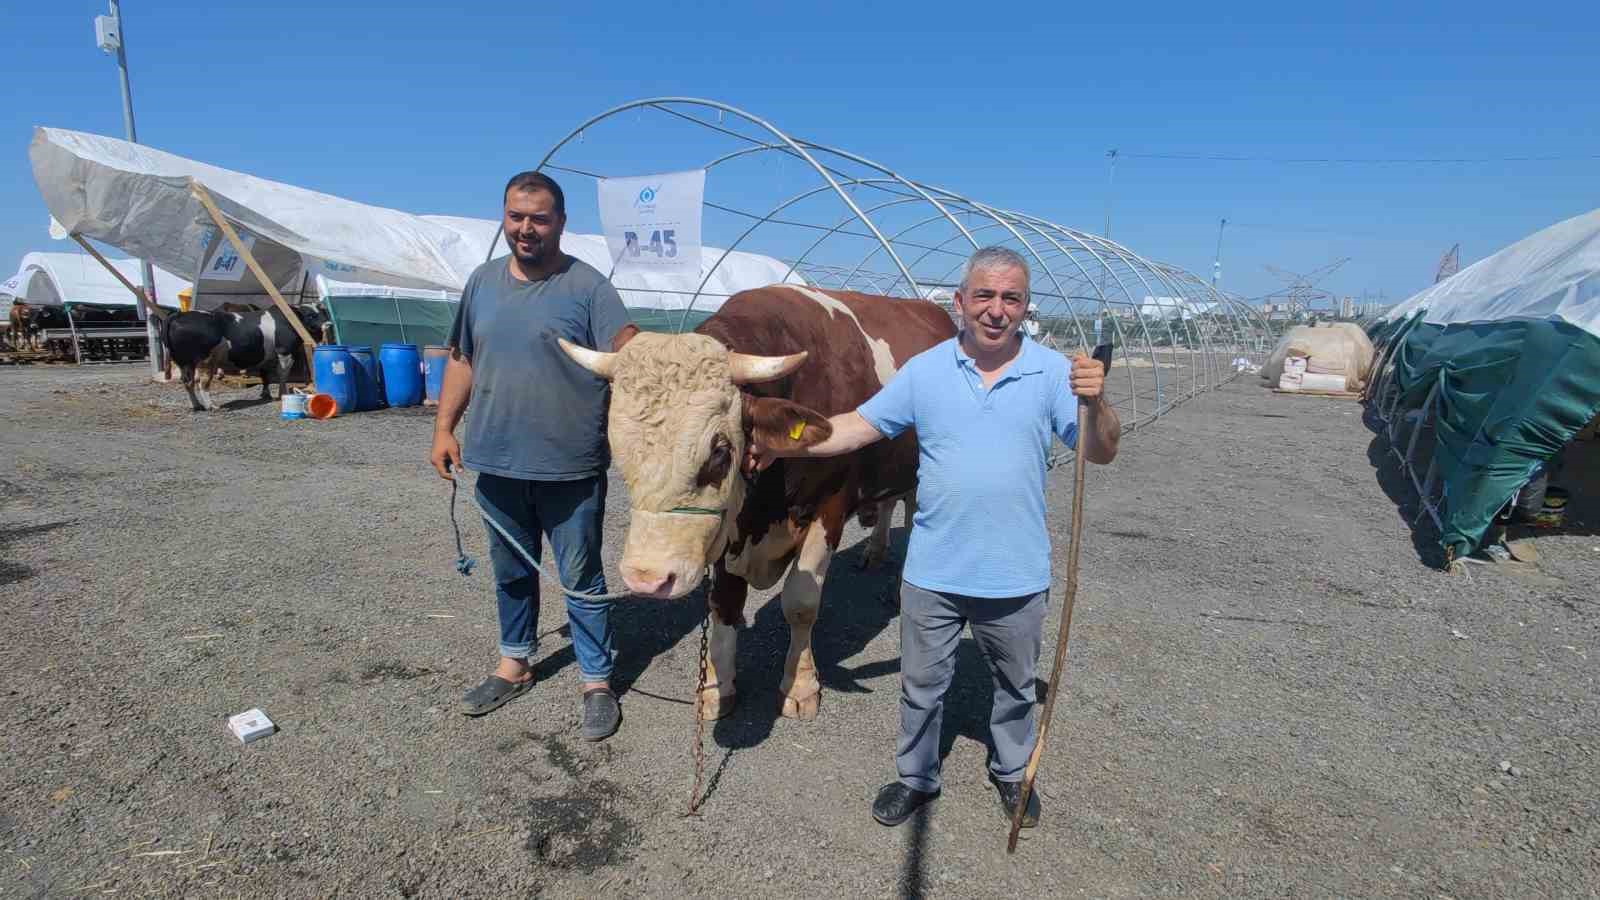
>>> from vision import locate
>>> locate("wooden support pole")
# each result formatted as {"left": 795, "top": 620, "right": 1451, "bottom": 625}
{"left": 188, "top": 181, "right": 317, "bottom": 387}
{"left": 68, "top": 232, "right": 155, "bottom": 318}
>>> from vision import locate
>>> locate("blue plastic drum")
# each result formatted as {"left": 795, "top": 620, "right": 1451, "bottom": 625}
{"left": 311, "top": 345, "right": 357, "bottom": 415}
{"left": 379, "top": 343, "right": 423, "bottom": 408}
{"left": 348, "top": 346, "right": 383, "bottom": 411}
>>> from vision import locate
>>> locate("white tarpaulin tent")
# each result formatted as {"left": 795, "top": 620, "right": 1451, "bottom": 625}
{"left": 417, "top": 219, "right": 806, "bottom": 312}
{"left": 30, "top": 127, "right": 483, "bottom": 298}
{"left": 1138, "top": 296, "right": 1218, "bottom": 321}
{"left": 2, "top": 251, "right": 188, "bottom": 308}
{"left": 29, "top": 127, "right": 806, "bottom": 317}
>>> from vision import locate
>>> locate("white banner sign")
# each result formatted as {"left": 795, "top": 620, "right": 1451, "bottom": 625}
{"left": 201, "top": 233, "right": 254, "bottom": 283}
{"left": 597, "top": 169, "right": 704, "bottom": 274}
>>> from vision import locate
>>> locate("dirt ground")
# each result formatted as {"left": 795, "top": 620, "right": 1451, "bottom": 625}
{"left": 2, "top": 365, "right": 1597, "bottom": 899}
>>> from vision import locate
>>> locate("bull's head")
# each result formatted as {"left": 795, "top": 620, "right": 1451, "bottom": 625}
{"left": 559, "top": 332, "right": 831, "bottom": 599}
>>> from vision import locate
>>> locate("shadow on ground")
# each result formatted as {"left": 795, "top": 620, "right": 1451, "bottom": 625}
{"left": 0, "top": 519, "right": 75, "bottom": 587}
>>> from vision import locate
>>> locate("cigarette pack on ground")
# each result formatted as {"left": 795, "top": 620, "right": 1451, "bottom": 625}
{"left": 228, "top": 708, "right": 276, "bottom": 744}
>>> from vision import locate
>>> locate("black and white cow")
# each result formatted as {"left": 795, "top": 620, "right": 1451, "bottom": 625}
{"left": 162, "top": 305, "right": 325, "bottom": 411}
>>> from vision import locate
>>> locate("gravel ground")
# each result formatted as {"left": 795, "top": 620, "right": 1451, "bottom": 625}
{"left": 2, "top": 364, "right": 1597, "bottom": 899}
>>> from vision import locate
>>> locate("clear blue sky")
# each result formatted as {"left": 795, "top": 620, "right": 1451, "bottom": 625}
{"left": 3, "top": 2, "right": 1595, "bottom": 305}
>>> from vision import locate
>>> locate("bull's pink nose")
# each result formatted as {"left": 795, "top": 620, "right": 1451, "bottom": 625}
{"left": 621, "top": 566, "right": 673, "bottom": 597}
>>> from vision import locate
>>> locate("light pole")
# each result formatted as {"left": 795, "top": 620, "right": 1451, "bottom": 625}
{"left": 1100, "top": 149, "right": 1117, "bottom": 301}
{"left": 1103, "top": 148, "right": 1118, "bottom": 239}
{"left": 95, "top": 0, "right": 165, "bottom": 378}
{"left": 1212, "top": 217, "right": 1227, "bottom": 289}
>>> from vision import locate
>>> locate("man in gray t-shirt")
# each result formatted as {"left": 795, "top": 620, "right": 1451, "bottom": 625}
{"left": 431, "top": 171, "right": 636, "bottom": 741}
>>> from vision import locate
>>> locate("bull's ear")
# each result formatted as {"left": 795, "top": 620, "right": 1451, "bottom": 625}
{"left": 742, "top": 395, "right": 833, "bottom": 450}
{"left": 611, "top": 324, "right": 640, "bottom": 352}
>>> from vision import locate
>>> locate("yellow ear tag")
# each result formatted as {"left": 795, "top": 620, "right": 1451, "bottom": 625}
{"left": 788, "top": 422, "right": 805, "bottom": 440}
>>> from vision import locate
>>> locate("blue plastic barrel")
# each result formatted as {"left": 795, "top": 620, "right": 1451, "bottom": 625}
{"left": 348, "top": 346, "right": 383, "bottom": 411}
{"left": 312, "top": 345, "right": 358, "bottom": 415}
{"left": 423, "top": 345, "right": 448, "bottom": 406}
{"left": 379, "top": 343, "right": 424, "bottom": 408}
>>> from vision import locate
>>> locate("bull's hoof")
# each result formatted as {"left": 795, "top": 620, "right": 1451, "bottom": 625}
{"left": 698, "top": 688, "right": 736, "bottom": 721}
{"left": 691, "top": 682, "right": 732, "bottom": 717}
{"left": 780, "top": 690, "right": 821, "bottom": 721}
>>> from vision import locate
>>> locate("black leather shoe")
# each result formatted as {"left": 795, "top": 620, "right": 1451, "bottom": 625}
{"left": 872, "top": 781, "right": 939, "bottom": 826}
{"left": 990, "top": 775, "right": 1041, "bottom": 828}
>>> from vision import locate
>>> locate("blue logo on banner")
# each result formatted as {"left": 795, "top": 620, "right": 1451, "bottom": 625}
{"left": 634, "top": 185, "right": 662, "bottom": 211}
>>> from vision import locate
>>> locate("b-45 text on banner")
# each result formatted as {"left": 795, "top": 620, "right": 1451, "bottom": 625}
{"left": 597, "top": 169, "right": 705, "bottom": 274}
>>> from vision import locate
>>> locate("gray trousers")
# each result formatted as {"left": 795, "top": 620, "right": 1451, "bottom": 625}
{"left": 896, "top": 581, "right": 1047, "bottom": 793}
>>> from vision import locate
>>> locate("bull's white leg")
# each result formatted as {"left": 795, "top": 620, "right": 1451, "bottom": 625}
{"left": 861, "top": 499, "right": 894, "bottom": 570}
{"left": 700, "top": 609, "right": 739, "bottom": 721}
{"left": 862, "top": 490, "right": 915, "bottom": 570}
{"left": 275, "top": 353, "right": 293, "bottom": 401}
{"left": 779, "top": 522, "right": 833, "bottom": 721}
{"left": 179, "top": 364, "right": 204, "bottom": 411}
{"left": 887, "top": 491, "right": 914, "bottom": 607}
{"left": 199, "top": 342, "right": 229, "bottom": 411}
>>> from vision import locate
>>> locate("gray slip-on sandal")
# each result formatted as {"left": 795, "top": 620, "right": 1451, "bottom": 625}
{"left": 580, "top": 687, "right": 621, "bottom": 742}
{"left": 461, "top": 675, "right": 533, "bottom": 716}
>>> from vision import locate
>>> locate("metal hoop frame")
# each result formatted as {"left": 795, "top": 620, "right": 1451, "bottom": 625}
{"left": 508, "top": 97, "right": 1271, "bottom": 441}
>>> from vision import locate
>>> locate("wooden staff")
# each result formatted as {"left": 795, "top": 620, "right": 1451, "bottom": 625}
{"left": 1007, "top": 342, "right": 1113, "bottom": 853}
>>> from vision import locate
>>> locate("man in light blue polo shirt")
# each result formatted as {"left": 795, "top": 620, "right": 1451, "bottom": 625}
{"left": 749, "top": 246, "right": 1120, "bottom": 828}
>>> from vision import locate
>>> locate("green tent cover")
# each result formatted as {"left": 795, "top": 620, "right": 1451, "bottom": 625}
{"left": 1390, "top": 317, "right": 1600, "bottom": 558}
{"left": 324, "top": 295, "right": 456, "bottom": 351}
{"left": 324, "top": 296, "right": 718, "bottom": 349}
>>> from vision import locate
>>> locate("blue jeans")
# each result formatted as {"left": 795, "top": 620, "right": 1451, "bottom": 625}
{"left": 474, "top": 473, "right": 614, "bottom": 682}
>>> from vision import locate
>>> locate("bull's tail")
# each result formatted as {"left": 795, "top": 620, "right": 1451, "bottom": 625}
{"left": 159, "top": 310, "right": 181, "bottom": 358}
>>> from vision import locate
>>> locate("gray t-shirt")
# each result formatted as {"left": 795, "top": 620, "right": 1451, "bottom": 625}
{"left": 448, "top": 255, "right": 631, "bottom": 480}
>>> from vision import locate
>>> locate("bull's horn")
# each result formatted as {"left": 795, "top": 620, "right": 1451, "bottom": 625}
{"left": 557, "top": 338, "right": 618, "bottom": 380}
{"left": 727, "top": 350, "right": 808, "bottom": 384}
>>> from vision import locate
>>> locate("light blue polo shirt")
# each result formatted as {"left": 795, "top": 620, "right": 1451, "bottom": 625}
{"left": 857, "top": 335, "right": 1078, "bottom": 598}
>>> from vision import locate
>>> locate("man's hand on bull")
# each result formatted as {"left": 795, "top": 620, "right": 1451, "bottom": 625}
{"left": 430, "top": 430, "right": 463, "bottom": 480}
{"left": 1069, "top": 355, "right": 1106, "bottom": 401}
{"left": 744, "top": 410, "right": 884, "bottom": 476}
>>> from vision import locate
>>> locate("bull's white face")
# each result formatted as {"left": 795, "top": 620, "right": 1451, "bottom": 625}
{"left": 559, "top": 332, "right": 821, "bottom": 599}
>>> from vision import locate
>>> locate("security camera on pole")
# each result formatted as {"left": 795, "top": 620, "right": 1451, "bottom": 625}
{"left": 94, "top": 0, "right": 167, "bottom": 380}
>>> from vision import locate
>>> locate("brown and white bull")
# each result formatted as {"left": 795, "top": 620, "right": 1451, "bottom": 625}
{"left": 560, "top": 285, "right": 955, "bottom": 720}
{"left": 7, "top": 301, "right": 32, "bottom": 351}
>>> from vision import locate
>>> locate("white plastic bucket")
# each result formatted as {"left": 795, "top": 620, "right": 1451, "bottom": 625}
{"left": 280, "top": 391, "right": 308, "bottom": 420}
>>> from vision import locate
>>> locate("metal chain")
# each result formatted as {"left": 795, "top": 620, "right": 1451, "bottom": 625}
{"left": 686, "top": 601, "right": 711, "bottom": 816}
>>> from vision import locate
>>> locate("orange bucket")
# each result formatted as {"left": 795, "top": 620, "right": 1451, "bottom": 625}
{"left": 306, "top": 392, "right": 339, "bottom": 420}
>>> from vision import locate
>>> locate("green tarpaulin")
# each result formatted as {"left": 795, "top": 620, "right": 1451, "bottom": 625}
{"left": 324, "top": 295, "right": 457, "bottom": 351}
{"left": 325, "top": 296, "right": 720, "bottom": 348}
{"left": 1375, "top": 207, "right": 1600, "bottom": 559}
{"left": 1389, "top": 319, "right": 1600, "bottom": 558}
